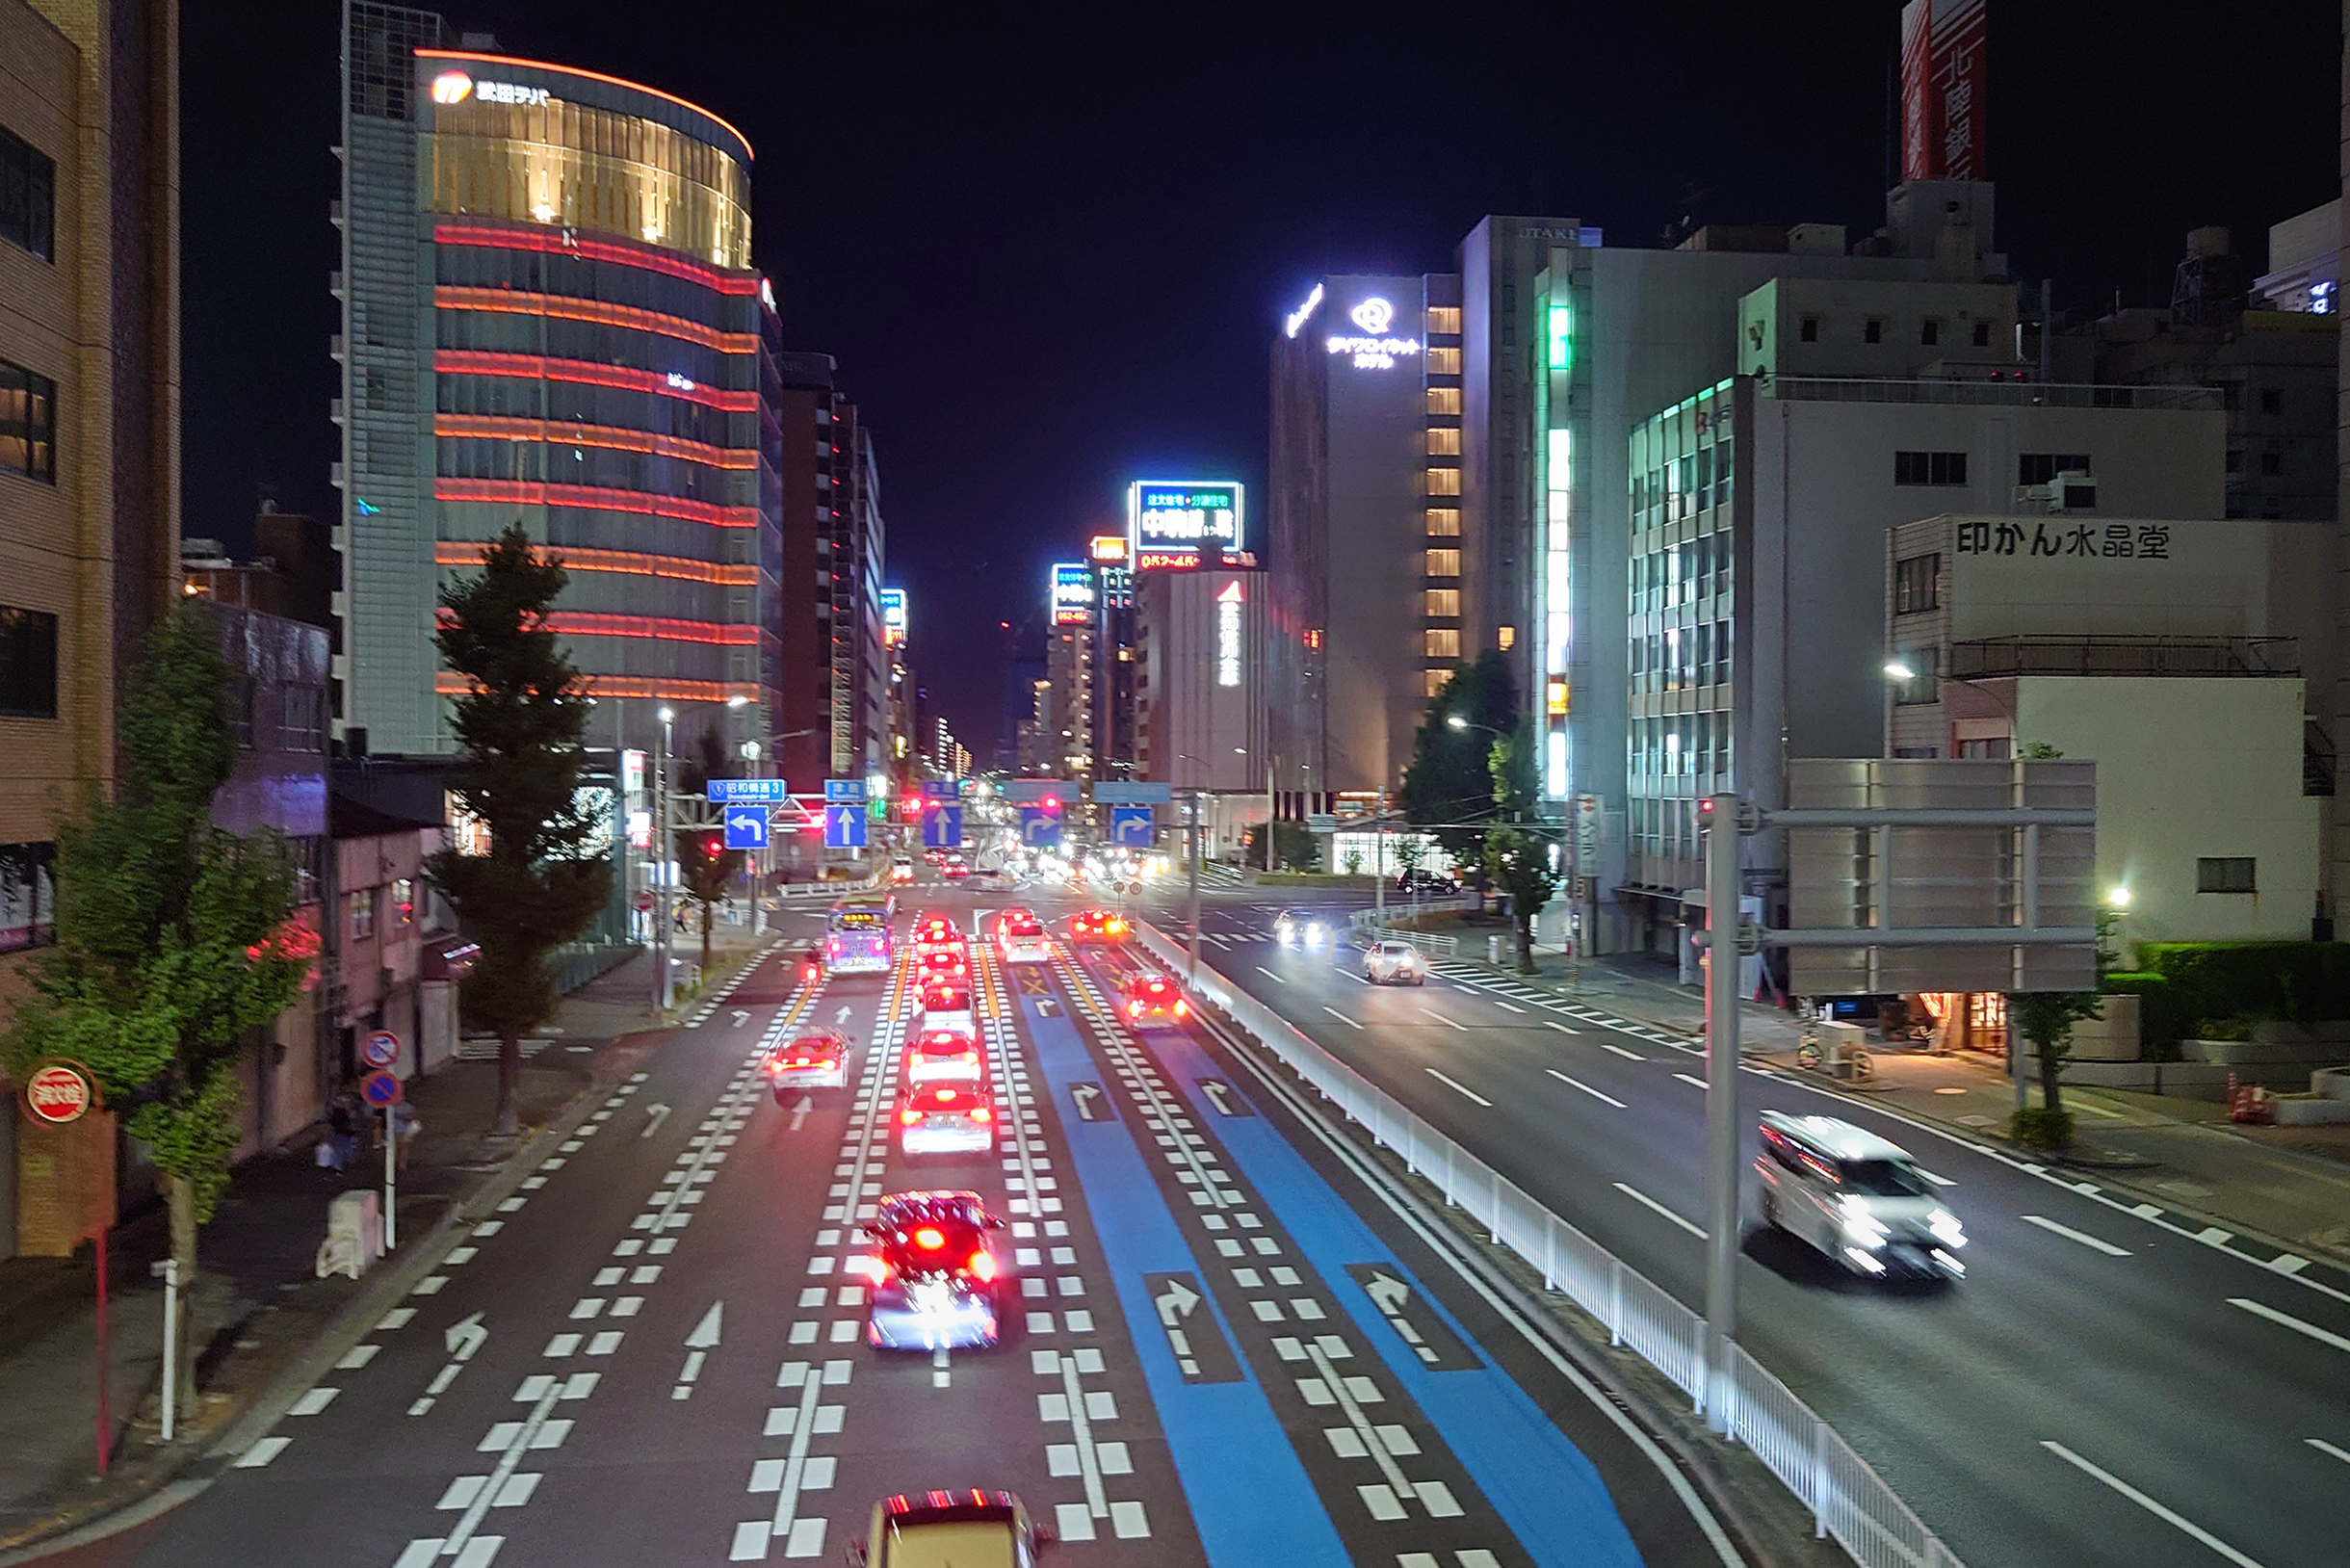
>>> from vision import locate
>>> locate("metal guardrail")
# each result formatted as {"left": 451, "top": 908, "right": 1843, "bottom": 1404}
{"left": 1137, "top": 921, "right": 1966, "bottom": 1568}
{"left": 1346, "top": 899, "right": 1471, "bottom": 958}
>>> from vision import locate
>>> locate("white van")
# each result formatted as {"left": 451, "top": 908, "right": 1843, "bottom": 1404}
{"left": 1754, "top": 1111, "right": 1966, "bottom": 1279}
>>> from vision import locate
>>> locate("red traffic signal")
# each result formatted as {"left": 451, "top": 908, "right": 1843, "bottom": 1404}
{"left": 703, "top": 833, "right": 724, "bottom": 858}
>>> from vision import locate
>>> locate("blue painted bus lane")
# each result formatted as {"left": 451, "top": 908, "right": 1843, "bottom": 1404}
{"left": 1014, "top": 987, "right": 1352, "bottom": 1568}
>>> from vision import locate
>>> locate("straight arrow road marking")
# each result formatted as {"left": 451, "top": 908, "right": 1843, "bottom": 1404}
{"left": 1614, "top": 1182, "right": 1705, "bottom": 1239}
{"left": 2021, "top": 1215, "right": 2132, "bottom": 1257}
{"left": 788, "top": 1095, "right": 812, "bottom": 1133}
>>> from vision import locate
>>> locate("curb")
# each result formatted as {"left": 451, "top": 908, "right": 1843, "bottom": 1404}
{"left": 0, "top": 1054, "right": 628, "bottom": 1564}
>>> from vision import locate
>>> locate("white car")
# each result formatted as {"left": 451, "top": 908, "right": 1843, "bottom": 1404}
{"left": 1362, "top": 940, "right": 1428, "bottom": 985}
{"left": 1273, "top": 908, "right": 1333, "bottom": 948}
{"left": 1754, "top": 1111, "right": 1966, "bottom": 1280}
{"left": 997, "top": 914, "right": 1053, "bottom": 965}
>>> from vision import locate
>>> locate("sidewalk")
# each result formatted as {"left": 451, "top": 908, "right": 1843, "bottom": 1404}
{"left": 1459, "top": 945, "right": 2350, "bottom": 1269}
{"left": 0, "top": 930, "right": 768, "bottom": 1554}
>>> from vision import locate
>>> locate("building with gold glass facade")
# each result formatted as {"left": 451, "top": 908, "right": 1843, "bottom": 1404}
{"left": 335, "top": 4, "right": 777, "bottom": 760}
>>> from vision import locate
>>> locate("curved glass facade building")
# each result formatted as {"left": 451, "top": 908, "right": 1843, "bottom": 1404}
{"left": 336, "top": 7, "right": 777, "bottom": 756}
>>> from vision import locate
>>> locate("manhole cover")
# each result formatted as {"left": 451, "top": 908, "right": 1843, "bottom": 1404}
{"left": 1955, "top": 1114, "right": 1998, "bottom": 1128}
{"left": 1933, "top": 1086, "right": 1968, "bottom": 1096}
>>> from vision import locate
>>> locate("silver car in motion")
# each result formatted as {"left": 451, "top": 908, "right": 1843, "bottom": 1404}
{"left": 1362, "top": 940, "right": 1428, "bottom": 985}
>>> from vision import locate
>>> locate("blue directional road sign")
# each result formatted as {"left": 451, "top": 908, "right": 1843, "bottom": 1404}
{"left": 1093, "top": 782, "right": 1172, "bottom": 805}
{"left": 823, "top": 803, "right": 867, "bottom": 849}
{"left": 824, "top": 778, "right": 868, "bottom": 804}
{"left": 1018, "top": 805, "right": 1061, "bottom": 850}
{"left": 1108, "top": 806, "right": 1155, "bottom": 848}
{"left": 922, "top": 779, "right": 960, "bottom": 801}
{"left": 922, "top": 804, "right": 963, "bottom": 849}
{"left": 707, "top": 778, "right": 790, "bottom": 804}
{"left": 723, "top": 804, "right": 770, "bottom": 849}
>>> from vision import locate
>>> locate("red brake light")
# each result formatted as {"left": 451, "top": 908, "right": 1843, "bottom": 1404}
{"left": 968, "top": 1250, "right": 998, "bottom": 1282}
{"left": 900, "top": 1108, "right": 921, "bottom": 1124}
{"left": 936, "top": 1086, "right": 957, "bottom": 1102}
{"left": 971, "top": 1105, "right": 991, "bottom": 1121}
{"left": 1128, "top": 1000, "right": 1143, "bottom": 1016}
{"left": 914, "top": 1226, "right": 945, "bottom": 1250}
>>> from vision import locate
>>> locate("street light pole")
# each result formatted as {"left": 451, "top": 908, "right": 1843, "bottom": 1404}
{"left": 1701, "top": 792, "right": 1741, "bottom": 1434}
{"left": 1187, "top": 789, "right": 1201, "bottom": 980}
{"left": 654, "top": 706, "right": 675, "bottom": 1015}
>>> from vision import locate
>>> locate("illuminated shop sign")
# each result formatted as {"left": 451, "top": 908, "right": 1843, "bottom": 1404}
{"left": 1088, "top": 535, "right": 1128, "bottom": 562}
{"left": 1325, "top": 297, "right": 1422, "bottom": 370}
{"left": 1215, "top": 580, "right": 1244, "bottom": 687}
{"left": 1128, "top": 481, "right": 1244, "bottom": 563}
{"left": 1050, "top": 562, "right": 1094, "bottom": 626}
{"left": 429, "top": 70, "right": 551, "bottom": 108}
{"left": 881, "top": 588, "right": 907, "bottom": 645}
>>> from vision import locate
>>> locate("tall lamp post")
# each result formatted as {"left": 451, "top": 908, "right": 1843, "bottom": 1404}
{"left": 653, "top": 705, "right": 674, "bottom": 1014}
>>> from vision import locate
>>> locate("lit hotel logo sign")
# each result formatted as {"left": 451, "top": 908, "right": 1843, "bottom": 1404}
{"left": 1326, "top": 297, "right": 1421, "bottom": 370}
{"left": 1050, "top": 562, "right": 1094, "bottom": 626}
{"left": 880, "top": 588, "right": 907, "bottom": 646}
{"left": 1128, "top": 481, "right": 1244, "bottom": 564}
{"left": 430, "top": 70, "right": 551, "bottom": 108}
{"left": 1215, "top": 580, "right": 1244, "bottom": 688}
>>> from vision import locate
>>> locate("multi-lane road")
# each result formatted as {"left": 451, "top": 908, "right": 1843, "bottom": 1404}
{"left": 1162, "top": 887, "right": 2350, "bottom": 1568}
{"left": 42, "top": 879, "right": 1736, "bottom": 1568}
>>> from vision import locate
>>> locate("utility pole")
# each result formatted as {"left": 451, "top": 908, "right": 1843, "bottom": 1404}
{"left": 653, "top": 706, "right": 674, "bottom": 1015}
{"left": 1187, "top": 789, "right": 1201, "bottom": 980}
{"left": 1701, "top": 792, "right": 1740, "bottom": 1435}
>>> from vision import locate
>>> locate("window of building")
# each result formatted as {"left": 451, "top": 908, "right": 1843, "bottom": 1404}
{"left": 1865, "top": 317, "right": 1884, "bottom": 344}
{"left": 390, "top": 876, "right": 417, "bottom": 928}
{"left": 1497, "top": 625, "right": 1515, "bottom": 650}
{"left": 1423, "top": 588, "right": 1460, "bottom": 617}
{"left": 1425, "top": 427, "right": 1461, "bottom": 457}
{"left": 1423, "top": 628, "right": 1461, "bottom": 660}
{"left": 1423, "top": 669, "right": 1449, "bottom": 697}
{"left": 2260, "top": 387, "right": 2283, "bottom": 415}
{"left": 1424, "top": 548, "right": 1461, "bottom": 579}
{"left": 1426, "top": 347, "right": 1461, "bottom": 375}
{"left": 348, "top": 887, "right": 377, "bottom": 940}
{"left": 1893, "top": 553, "right": 1941, "bottom": 615}
{"left": 1892, "top": 646, "right": 1939, "bottom": 705}
{"left": 0, "top": 840, "right": 55, "bottom": 953}
{"left": 2197, "top": 857, "right": 2257, "bottom": 894}
{"left": 1424, "top": 467, "right": 1461, "bottom": 496}
{"left": 1920, "top": 319, "right": 1941, "bottom": 347}
{"left": 0, "top": 359, "right": 58, "bottom": 484}
{"left": 2018, "top": 453, "right": 2091, "bottom": 486}
{"left": 2260, "top": 450, "right": 2281, "bottom": 475}
{"left": 1893, "top": 450, "right": 1968, "bottom": 486}
{"left": 1971, "top": 321, "right": 1992, "bottom": 348}
{"left": 1799, "top": 315, "right": 1819, "bottom": 343}
{"left": 0, "top": 606, "right": 58, "bottom": 719}
{"left": 1426, "top": 385, "right": 1461, "bottom": 416}
{"left": 1424, "top": 508, "right": 1461, "bottom": 536}
{"left": 1425, "top": 306, "right": 1461, "bottom": 335}
{"left": 0, "top": 122, "right": 56, "bottom": 263}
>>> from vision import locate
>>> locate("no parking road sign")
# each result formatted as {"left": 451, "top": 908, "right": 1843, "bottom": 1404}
{"left": 360, "top": 1070, "right": 403, "bottom": 1109}
{"left": 361, "top": 1031, "right": 400, "bottom": 1070}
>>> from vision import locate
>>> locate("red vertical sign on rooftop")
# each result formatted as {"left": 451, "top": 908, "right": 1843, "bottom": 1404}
{"left": 1898, "top": 0, "right": 1988, "bottom": 183}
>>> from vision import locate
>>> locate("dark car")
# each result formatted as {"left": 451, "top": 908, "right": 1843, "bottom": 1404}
{"left": 1395, "top": 869, "right": 1459, "bottom": 896}
{"left": 857, "top": 1191, "right": 1010, "bottom": 1350}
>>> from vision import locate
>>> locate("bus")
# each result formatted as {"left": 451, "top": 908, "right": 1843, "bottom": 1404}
{"left": 825, "top": 900, "right": 895, "bottom": 975}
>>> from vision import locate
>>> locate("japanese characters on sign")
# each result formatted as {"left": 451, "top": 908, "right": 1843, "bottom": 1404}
{"left": 1953, "top": 520, "right": 2170, "bottom": 561}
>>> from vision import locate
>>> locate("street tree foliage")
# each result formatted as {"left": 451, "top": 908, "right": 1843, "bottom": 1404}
{"left": 429, "top": 524, "right": 612, "bottom": 1137}
{"left": 0, "top": 603, "right": 307, "bottom": 1313}
{"left": 1399, "top": 651, "right": 1522, "bottom": 877}
{"left": 675, "top": 726, "right": 747, "bottom": 976}
{"left": 2007, "top": 910, "right": 2122, "bottom": 1150}
{"left": 1481, "top": 733, "right": 1559, "bottom": 973}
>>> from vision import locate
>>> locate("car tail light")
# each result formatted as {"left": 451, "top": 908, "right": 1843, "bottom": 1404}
{"left": 900, "top": 1108, "right": 921, "bottom": 1124}
{"left": 967, "top": 1250, "right": 998, "bottom": 1282}
{"left": 1128, "top": 1000, "right": 1143, "bottom": 1017}
{"left": 971, "top": 1105, "right": 991, "bottom": 1121}
{"left": 914, "top": 1226, "right": 945, "bottom": 1250}
{"left": 1174, "top": 1000, "right": 1188, "bottom": 1016}
{"left": 936, "top": 1087, "right": 958, "bottom": 1102}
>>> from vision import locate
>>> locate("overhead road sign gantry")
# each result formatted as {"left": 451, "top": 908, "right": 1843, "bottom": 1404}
{"left": 706, "top": 778, "right": 790, "bottom": 804}
{"left": 823, "top": 803, "right": 867, "bottom": 849}
{"left": 1108, "top": 806, "right": 1155, "bottom": 847}
{"left": 1092, "top": 782, "right": 1172, "bottom": 805}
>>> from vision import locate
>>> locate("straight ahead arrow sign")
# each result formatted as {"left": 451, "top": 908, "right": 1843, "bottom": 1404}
{"left": 685, "top": 1301, "right": 723, "bottom": 1348}
{"left": 788, "top": 1094, "right": 813, "bottom": 1132}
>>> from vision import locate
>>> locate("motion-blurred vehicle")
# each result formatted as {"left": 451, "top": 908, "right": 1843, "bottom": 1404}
{"left": 996, "top": 914, "right": 1052, "bottom": 965}
{"left": 785, "top": 939, "right": 824, "bottom": 987}
{"left": 1395, "top": 868, "right": 1459, "bottom": 896}
{"left": 922, "top": 848, "right": 948, "bottom": 866}
{"left": 1118, "top": 970, "right": 1188, "bottom": 1030}
{"left": 906, "top": 1026, "right": 983, "bottom": 1086}
{"left": 912, "top": 914, "right": 962, "bottom": 954}
{"left": 1755, "top": 1111, "right": 1966, "bottom": 1280}
{"left": 1067, "top": 908, "right": 1130, "bottom": 944}
{"left": 845, "top": 1490, "right": 1053, "bottom": 1566}
{"left": 1362, "top": 940, "right": 1428, "bottom": 985}
{"left": 1272, "top": 908, "right": 1332, "bottom": 948}
{"left": 855, "top": 1193, "right": 1010, "bottom": 1352}
{"left": 896, "top": 1079, "right": 994, "bottom": 1157}
{"left": 889, "top": 856, "right": 916, "bottom": 886}
{"left": 940, "top": 855, "right": 971, "bottom": 880}
{"left": 763, "top": 1030, "right": 850, "bottom": 1095}
{"left": 914, "top": 980, "right": 976, "bottom": 1040}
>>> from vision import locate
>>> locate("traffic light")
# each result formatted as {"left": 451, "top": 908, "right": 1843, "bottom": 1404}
{"left": 703, "top": 833, "right": 723, "bottom": 859}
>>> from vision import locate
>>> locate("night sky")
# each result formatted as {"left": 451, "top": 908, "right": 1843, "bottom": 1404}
{"left": 183, "top": 2, "right": 2340, "bottom": 755}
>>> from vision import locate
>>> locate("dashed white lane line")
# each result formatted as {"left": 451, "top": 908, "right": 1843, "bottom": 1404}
{"left": 2040, "top": 1441, "right": 2266, "bottom": 1568}
{"left": 1600, "top": 1041, "right": 1644, "bottom": 1061}
{"left": 1320, "top": 1006, "right": 1364, "bottom": 1031}
{"left": 1671, "top": 1072, "right": 1709, "bottom": 1090}
{"left": 1417, "top": 1008, "right": 1467, "bottom": 1032}
{"left": 1545, "top": 1068, "right": 1625, "bottom": 1109}
{"left": 232, "top": 1435, "right": 291, "bottom": 1468}
{"left": 1613, "top": 1182, "right": 1705, "bottom": 1240}
{"left": 287, "top": 1387, "right": 339, "bottom": 1416}
{"left": 2230, "top": 1295, "right": 2350, "bottom": 1354}
{"left": 1485, "top": 999, "right": 1526, "bottom": 1014}
{"left": 1256, "top": 966, "right": 1288, "bottom": 984}
{"left": 1423, "top": 1068, "right": 1491, "bottom": 1108}
{"left": 2309, "top": 1437, "right": 2350, "bottom": 1465}
{"left": 2021, "top": 1214, "right": 2132, "bottom": 1258}
{"left": 1541, "top": 1020, "right": 1580, "bottom": 1036}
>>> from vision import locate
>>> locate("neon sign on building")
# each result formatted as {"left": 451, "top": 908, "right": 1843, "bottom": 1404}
{"left": 1325, "top": 297, "right": 1422, "bottom": 370}
{"left": 1215, "top": 580, "right": 1243, "bottom": 687}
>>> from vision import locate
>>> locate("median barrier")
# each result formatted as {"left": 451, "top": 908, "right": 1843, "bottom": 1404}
{"left": 1137, "top": 919, "right": 1967, "bottom": 1568}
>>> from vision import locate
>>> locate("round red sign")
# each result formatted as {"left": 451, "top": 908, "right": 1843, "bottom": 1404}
{"left": 23, "top": 1063, "right": 93, "bottom": 1124}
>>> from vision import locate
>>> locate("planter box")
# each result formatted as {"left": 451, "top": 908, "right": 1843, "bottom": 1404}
{"left": 2273, "top": 1095, "right": 2350, "bottom": 1126}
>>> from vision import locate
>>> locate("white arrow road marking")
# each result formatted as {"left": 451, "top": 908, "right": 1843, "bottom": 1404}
{"left": 835, "top": 1005, "right": 852, "bottom": 1026}
{"left": 1070, "top": 1085, "right": 1105, "bottom": 1121}
{"left": 687, "top": 1301, "right": 724, "bottom": 1347}
{"left": 1200, "top": 1082, "right": 1236, "bottom": 1116}
{"left": 732, "top": 1009, "right": 751, "bottom": 1027}
{"left": 788, "top": 1095, "right": 813, "bottom": 1133}
{"left": 446, "top": 1312, "right": 488, "bottom": 1361}
{"left": 640, "top": 1104, "right": 672, "bottom": 1139}
{"left": 1155, "top": 1276, "right": 1200, "bottom": 1326}
{"left": 1362, "top": 1270, "right": 1438, "bottom": 1364}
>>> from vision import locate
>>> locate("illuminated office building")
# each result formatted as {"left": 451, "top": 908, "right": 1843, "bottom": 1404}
{"left": 335, "top": 4, "right": 775, "bottom": 759}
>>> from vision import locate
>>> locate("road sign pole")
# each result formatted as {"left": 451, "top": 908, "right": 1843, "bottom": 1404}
{"left": 383, "top": 1105, "right": 398, "bottom": 1251}
{"left": 1702, "top": 793, "right": 1739, "bottom": 1434}
{"left": 153, "top": 1257, "right": 181, "bottom": 1442}
{"left": 1187, "top": 792, "right": 1201, "bottom": 981}
{"left": 92, "top": 1223, "right": 107, "bottom": 1476}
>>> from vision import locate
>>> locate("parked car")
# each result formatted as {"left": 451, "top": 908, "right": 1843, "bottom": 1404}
{"left": 1754, "top": 1111, "right": 1966, "bottom": 1280}
{"left": 1395, "top": 869, "right": 1458, "bottom": 896}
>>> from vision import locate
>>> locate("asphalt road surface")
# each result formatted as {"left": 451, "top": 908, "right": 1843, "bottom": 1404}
{"left": 1168, "top": 886, "right": 2350, "bottom": 1568}
{"left": 42, "top": 876, "right": 1738, "bottom": 1568}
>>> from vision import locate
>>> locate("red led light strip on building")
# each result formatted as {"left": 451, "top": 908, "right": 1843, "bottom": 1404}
{"left": 433, "top": 414, "right": 756, "bottom": 471}
{"left": 433, "top": 351, "right": 758, "bottom": 413}
{"left": 432, "top": 540, "right": 757, "bottom": 585}
{"left": 543, "top": 613, "right": 757, "bottom": 644}
{"left": 437, "top": 672, "right": 760, "bottom": 703}
{"left": 434, "top": 478, "right": 760, "bottom": 529}
{"left": 434, "top": 222, "right": 757, "bottom": 295}
{"left": 434, "top": 287, "right": 758, "bottom": 354}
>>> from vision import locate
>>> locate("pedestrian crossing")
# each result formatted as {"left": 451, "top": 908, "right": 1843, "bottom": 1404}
{"left": 1423, "top": 962, "right": 1696, "bottom": 1051}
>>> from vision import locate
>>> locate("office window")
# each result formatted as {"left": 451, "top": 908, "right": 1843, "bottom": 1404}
{"left": 1497, "top": 625, "right": 1515, "bottom": 650}
{"left": 1799, "top": 315, "right": 1819, "bottom": 343}
{"left": 1423, "top": 628, "right": 1461, "bottom": 660}
{"left": 0, "top": 359, "right": 58, "bottom": 483}
{"left": 1865, "top": 318, "right": 1884, "bottom": 344}
{"left": 2018, "top": 453, "right": 2091, "bottom": 486}
{"left": 1423, "top": 588, "right": 1460, "bottom": 617}
{"left": 391, "top": 876, "right": 417, "bottom": 928}
{"left": 1424, "top": 467, "right": 1460, "bottom": 496}
{"left": 348, "top": 887, "right": 377, "bottom": 940}
{"left": 0, "top": 122, "right": 56, "bottom": 263}
{"left": 1423, "top": 668, "right": 1449, "bottom": 697}
{"left": 1424, "top": 508, "right": 1461, "bottom": 536}
{"left": 2197, "top": 857, "right": 2257, "bottom": 893}
{"left": 1425, "top": 385, "right": 1461, "bottom": 416}
{"left": 1426, "top": 346, "right": 1461, "bottom": 375}
{"left": 1424, "top": 548, "right": 1461, "bottom": 579}
{"left": 1425, "top": 306, "right": 1461, "bottom": 335}
{"left": 2260, "top": 387, "right": 2283, "bottom": 415}
{"left": 1893, "top": 553, "right": 1941, "bottom": 615}
{"left": 1920, "top": 318, "right": 1941, "bottom": 346}
{"left": 1425, "top": 427, "right": 1461, "bottom": 457}
{"left": 1972, "top": 321, "right": 1993, "bottom": 348}
{"left": 1893, "top": 450, "right": 1968, "bottom": 486}
{"left": 1892, "top": 646, "right": 1938, "bottom": 705}
{"left": 0, "top": 606, "right": 58, "bottom": 719}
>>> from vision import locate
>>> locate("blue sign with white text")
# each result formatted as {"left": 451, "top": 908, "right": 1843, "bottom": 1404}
{"left": 922, "top": 779, "right": 960, "bottom": 800}
{"left": 1018, "top": 805, "right": 1061, "bottom": 850}
{"left": 707, "top": 778, "right": 790, "bottom": 804}
{"left": 1109, "top": 806, "right": 1155, "bottom": 847}
{"left": 1092, "top": 782, "right": 1172, "bottom": 805}
{"left": 923, "top": 805, "right": 963, "bottom": 849}
{"left": 824, "top": 803, "right": 867, "bottom": 849}
{"left": 723, "top": 805, "right": 770, "bottom": 849}
{"left": 824, "top": 778, "right": 868, "bottom": 804}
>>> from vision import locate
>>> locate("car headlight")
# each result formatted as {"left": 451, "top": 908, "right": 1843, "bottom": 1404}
{"left": 1839, "top": 1200, "right": 1889, "bottom": 1247}
{"left": 1927, "top": 1209, "right": 1967, "bottom": 1247}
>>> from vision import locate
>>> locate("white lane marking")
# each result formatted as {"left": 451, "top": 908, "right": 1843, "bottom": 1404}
{"left": 1257, "top": 967, "right": 1288, "bottom": 984}
{"left": 1486, "top": 999, "right": 1526, "bottom": 1014}
{"left": 2020, "top": 1214, "right": 2132, "bottom": 1257}
{"left": 2040, "top": 1441, "right": 2266, "bottom": 1568}
{"left": 1320, "top": 1006, "right": 1363, "bottom": 1030}
{"left": 1671, "top": 1072, "right": 1709, "bottom": 1090}
{"left": 2269, "top": 1254, "right": 2311, "bottom": 1276}
{"left": 2230, "top": 1295, "right": 2350, "bottom": 1354}
{"left": 1417, "top": 1007, "right": 1467, "bottom": 1032}
{"left": 1599, "top": 1041, "right": 1643, "bottom": 1061}
{"left": 2309, "top": 1437, "right": 2350, "bottom": 1465}
{"left": 1919, "top": 1169, "right": 1957, "bottom": 1188}
{"left": 232, "top": 1435, "right": 291, "bottom": 1468}
{"left": 287, "top": 1387, "right": 339, "bottom": 1416}
{"left": 1546, "top": 1069, "right": 1625, "bottom": 1109}
{"left": 1613, "top": 1182, "right": 1705, "bottom": 1239}
{"left": 1423, "top": 1068, "right": 1490, "bottom": 1107}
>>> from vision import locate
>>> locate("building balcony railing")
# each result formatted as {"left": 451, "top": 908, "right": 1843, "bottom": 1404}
{"left": 1949, "top": 635, "right": 2300, "bottom": 680}
{"left": 1766, "top": 377, "right": 2227, "bottom": 412}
